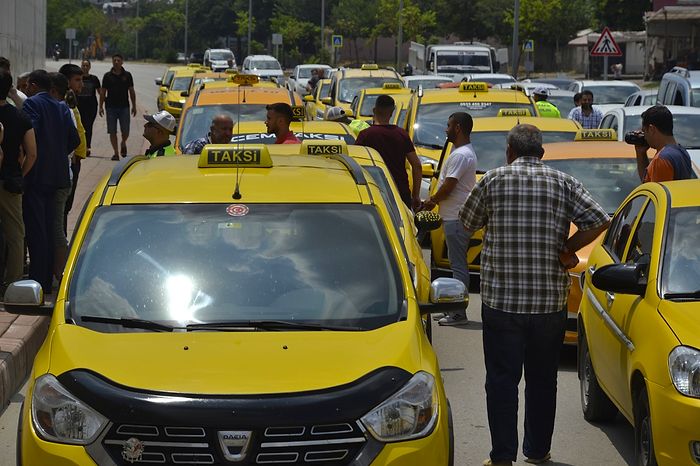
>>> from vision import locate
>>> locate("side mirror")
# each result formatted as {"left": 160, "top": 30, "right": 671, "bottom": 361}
{"left": 421, "top": 163, "right": 435, "bottom": 178}
{"left": 420, "top": 277, "right": 468, "bottom": 315}
{"left": 321, "top": 97, "right": 332, "bottom": 105}
{"left": 414, "top": 210, "right": 442, "bottom": 234}
{"left": 180, "top": 91, "right": 189, "bottom": 97}
{"left": 155, "top": 78, "right": 162, "bottom": 86}
{"left": 592, "top": 261, "right": 648, "bottom": 296}
{"left": 159, "top": 86, "right": 168, "bottom": 93}
{"left": 303, "top": 95, "right": 314, "bottom": 102}
{"left": 3, "top": 280, "right": 52, "bottom": 316}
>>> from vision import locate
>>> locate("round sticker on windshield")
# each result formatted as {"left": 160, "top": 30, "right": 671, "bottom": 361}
{"left": 226, "top": 204, "right": 249, "bottom": 217}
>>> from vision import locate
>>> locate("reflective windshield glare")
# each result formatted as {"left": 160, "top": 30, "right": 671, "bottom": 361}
{"left": 662, "top": 208, "right": 700, "bottom": 297}
{"left": 70, "top": 205, "right": 402, "bottom": 331}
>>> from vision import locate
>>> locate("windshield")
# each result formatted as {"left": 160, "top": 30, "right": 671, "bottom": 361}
{"left": 585, "top": 85, "right": 638, "bottom": 104}
{"left": 319, "top": 82, "right": 331, "bottom": 99}
{"left": 359, "top": 95, "right": 402, "bottom": 119}
{"left": 465, "top": 131, "right": 577, "bottom": 172}
{"left": 624, "top": 114, "right": 700, "bottom": 149}
{"left": 210, "top": 51, "right": 233, "bottom": 61}
{"left": 179, "top": 105, "right": 271, "bottom": 150}
{"left": 298, "top": 68, "right": 318, "bottom": 78}
{"left": 543, "top": 158, "right": 639, "bottom": 213}
{"left": 170, "top": 77, "right": 192, "bottom": 92}
{"left": 338, "top": 78, "right": 402, "bottom": 103}
{"left": 661, "top": 207, "right": 700, "bottom": 298}
{"left": 475, "top": 76, "right": 515, "bottom": 85}
{"left": 231, "top": 132, "right": 355, "bottom": 144}
{"left": 251, "top": 60, "right": 281, "bottom": 70}
{"left": 436, "top": 51, "right": 490, "bottom": 71}
{"left": 405, "top": 79, "right": 451, "bottom": 90}
{"left": 163, "top": 71, "right": 175, "bottom": 87}
{"left": 413, "top": 102, "right": 536, "bottom": 148}
{"left": 69, "top": 205, "right": 403, "bottom": 332}
{"left": 546, "top": 95, "right": 575, "bottom": 118}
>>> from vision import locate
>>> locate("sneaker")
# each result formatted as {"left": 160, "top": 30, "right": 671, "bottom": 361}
{"left": 111, "top": 154, "right": 120, "bottom": 161}
{"left": 525, "top": 453, "right": 551, "bottom": 464}
{"left": 432, "top": 312, "right": 447, "bottom": 321}
{"left": 438, "top": 313, "right": 468, "bottom": 326}
{"left": 483, "top": 459, "right": 513, "bottom": 466}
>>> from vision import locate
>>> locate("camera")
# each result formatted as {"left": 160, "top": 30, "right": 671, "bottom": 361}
{"left": 624, "top": 130, "right": 648, "bottom": 146}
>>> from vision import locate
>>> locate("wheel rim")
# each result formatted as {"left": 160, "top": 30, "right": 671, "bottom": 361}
{"left": 639, "top": 415, "right": 651, "bottom": 465}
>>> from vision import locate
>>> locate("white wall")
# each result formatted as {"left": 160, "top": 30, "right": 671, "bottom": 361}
{"left": 0, "top": 0, "right": 46, "bottom": 76}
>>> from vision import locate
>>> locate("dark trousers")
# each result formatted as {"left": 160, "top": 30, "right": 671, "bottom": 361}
{"left": 23, "top": 186, "right": 56, "bottom": 292}
{"left": 64, "top": 159, "right": 81, "bottom": 236}
{"left": 78, "top": 101, "right": 97, "bottom": 148}
{"left": 482, "top": 303, "right": 566, "bottom": 462}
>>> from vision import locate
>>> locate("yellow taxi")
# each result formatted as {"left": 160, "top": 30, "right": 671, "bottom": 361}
{"left": 578, "top": 179, "right": 700, "bottom": 466}
{"left": 327, "top": 64, "right": 404, "bottom": 112}
{"left": 231, "top": 119, "right": 357, "bottom": 144}
{"left": 157, "top": 64, "right": 209, "bottom": 118}
{"left": 7, "top": 142, "right": 466, "bottom": 465}
{"left": 426, "top": 117, "right": 580, "bottom": 270}
{"left": 303, "top": 78, "right": 332, "bottom": 120}
{"left": 404, "top": 82, "right": 538, "bottom": 164}
{"left": 176, "top": 75, "right": 303, "bottom": 153}
{"left": 180, "top": 70, "right": 231, "bottom": 98}
{"left": 350, "top": 83, "right": 413, "bottom": 124}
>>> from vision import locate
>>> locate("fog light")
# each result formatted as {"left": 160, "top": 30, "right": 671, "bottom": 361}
{"left": 691, "top": 441, "right": 700, "bottom": 463}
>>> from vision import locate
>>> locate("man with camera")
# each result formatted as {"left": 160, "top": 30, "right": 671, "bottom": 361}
{"left": 628, "top": 105, "right": 696, "bottom": 182}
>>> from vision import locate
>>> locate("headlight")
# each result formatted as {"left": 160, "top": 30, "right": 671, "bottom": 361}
{"left": 31, "top": 374, "right": 108, "bottom": 444}
{"left": 669, "top": 346, "right": 700, "bottom": 398}
{"left": 361, "top": 371, "right": 438, "bottom": 442}
{"left": 419, "top": 156, "right": 437, "bottom": 168}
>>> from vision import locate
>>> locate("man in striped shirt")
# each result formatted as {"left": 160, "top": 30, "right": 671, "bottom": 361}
{"left": 459, "top": 124, "right": 610, "bottom": 466}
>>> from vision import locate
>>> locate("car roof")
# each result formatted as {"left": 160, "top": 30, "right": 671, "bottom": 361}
{"left": 340, "top": 67, "right": 401, "bottom": 79}
{"left": 467, "top": 73, "right": 515, "bottom": 80}
{"left": 541, "top": 141, "right": 632, "bottom": 159}
{"left": 403, "top": 75, "right": 452, "bottom": 82}
{"left": 661, "top": 180, "right": 700, "bottom": 208}
{"left": 297, "top": 64, "right": 331, "bottom": 69}
{"left": 360, "top": 86, "right": 412, "bottom": 96}
{"left": 193, "top": 86, "right": 299, "bottom": 105}
{"left": 418, "top": 87, "right": 532, "bottom": 104}
{"left": 578, "top": 80, "right": 640, "bottom": 88}
{"left": 245, "top": 55, "right": 279, "bottom": 61}
{"left": 111, "top": 152, "right": 367, "bottom": 204}
{"left": 607, "top": 104, "right": 700, "bottom": 117}
{"left": 472, "top": 116, "right": 580, "bottom": 132}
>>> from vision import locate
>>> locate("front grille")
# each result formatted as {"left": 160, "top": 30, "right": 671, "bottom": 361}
{"left": 101, "top": 421, "right": 367, "bottom": 465}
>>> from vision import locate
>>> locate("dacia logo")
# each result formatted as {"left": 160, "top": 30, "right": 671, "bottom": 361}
{"left": 218, "top": 430, "right": 253, "bottom": 462}
{"left": 208, "top": 149, "right": 261, "bottom": 164}
{"left": 307, "top": 145, "right": 343, "bottom": 155}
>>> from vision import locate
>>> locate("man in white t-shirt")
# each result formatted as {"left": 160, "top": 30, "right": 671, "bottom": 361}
{"left": 422, "top": 112, "right": 477, "bottom": 325}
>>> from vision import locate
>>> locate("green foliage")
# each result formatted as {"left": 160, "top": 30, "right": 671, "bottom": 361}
{"left": 595, "top": 0, "right": 650, "bottom": 31}
{"left": 504, "top": 0, "right": 595, "bottom": 47}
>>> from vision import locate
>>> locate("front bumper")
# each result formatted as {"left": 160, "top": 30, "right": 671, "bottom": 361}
{"left": 647, "top": 380, "right": 700, "bottom": 465}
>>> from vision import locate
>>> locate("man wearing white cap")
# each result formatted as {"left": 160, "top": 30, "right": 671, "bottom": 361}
{"left": 143, "top": 110, "right": 176, "bottom": 158}
{"left": 532, "top": 87, "right": 560, "bottom": 118}
{"left": 325, "top": 106, "right": 369, "bottom": 136}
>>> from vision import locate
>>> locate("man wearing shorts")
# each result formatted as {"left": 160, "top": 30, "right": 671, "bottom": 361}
{"left": 99, "top": 54, "right": 136, "bottom": 160}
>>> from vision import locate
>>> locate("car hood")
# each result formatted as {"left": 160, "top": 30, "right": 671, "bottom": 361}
{"left": 251, "top": 69, "right": 284, "bottom": 77}
{"left": 658, "top": 300, "right": 700, "bottom": 346}
{"left": 595, "top": 103, "right": 624, "bottom": 114}
{"left": 46, "top": 319, "right": 420, "bottom": 395}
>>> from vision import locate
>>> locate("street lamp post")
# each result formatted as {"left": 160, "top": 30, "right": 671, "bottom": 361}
{"left": 511, "top": 0, "right": 520, "bottom": 78}
{"left": 247, "top": 0, "right": 252, "bottom": 57}
{"left": 321, "top": 0, "right": 325, "bottom": 57}
{"left": 397, "top": 0, "right": 403, "bottom": 69}
{"left": 135, "top": 0, "right": 139, "bottom": 60}
{"left": 184, "top": 0, "right": 188, "bottom": 61}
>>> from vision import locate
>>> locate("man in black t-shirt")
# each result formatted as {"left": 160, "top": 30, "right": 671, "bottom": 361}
{"left": 99, "top": 54, "right": 136, "bottom": 161}
{"left": 0, "top": 70, "right": 37, "bottom": 287}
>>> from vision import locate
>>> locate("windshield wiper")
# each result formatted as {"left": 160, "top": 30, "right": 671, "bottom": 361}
{"left": 80, "top": 315, "right": 176, "bottom": 332}
{"left": 664, "top": 291, "right": 700, "bottom": 299}
{"left": 186, "top": 320, "right": 363, "bottom": 332}
{"left": 416, "top": 142, "right": 443, "bottom": 150}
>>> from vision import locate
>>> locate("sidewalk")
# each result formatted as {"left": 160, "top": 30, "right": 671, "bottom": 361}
{"left": 0, "top": 99, "right": 151, "bottom": 409}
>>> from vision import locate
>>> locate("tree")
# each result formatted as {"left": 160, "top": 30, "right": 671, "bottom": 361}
{"left": 504, "top": 0, "right": 594, "bottom": 48}
{"left": 330, "top": 0, "right": 377, "bottom": 62}
{"left": 595, "top": 0, "right": 651, "bottom": 31}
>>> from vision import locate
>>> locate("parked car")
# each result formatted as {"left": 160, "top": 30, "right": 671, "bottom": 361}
{"left": 203, "top": 48, "right": 237, "bottom": 72}
{"left": 188, "top": 52, "right": 204, "bottom": 64}
{"left": 567, "top": 80, "right": 641, "bottom": 113}
{"left": 460, "top": 73, "right": 516, "bottom": 86}
{"left": 287, "top": 64, "right": 331, "bottom": 95}
{"left": 402, "top": 75, "right": 453, "bottom": 90}
{"left": 176, "top": 52, "right": 187, "bottom": 63}
{"left": 241, "top": 55, "right": 284, "bottom": 81}
{"left": 624, "top": 89, "right": 658, "bottom": 106}
{"left": 521, "top": 77, "right": 575, "bottom": 90}
{"left": 656, "top": 66, "right": 700, "bottom": 107}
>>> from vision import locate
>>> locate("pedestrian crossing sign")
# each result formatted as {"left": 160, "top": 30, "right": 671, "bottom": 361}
{"left": 332, "top": 35, "right": 343, "bottom": 48}
{"left": 590, "top": 27, "right": 622, "bottom": 57}
{"left": 523, "top": 40, "right": 534, "bottom": 53}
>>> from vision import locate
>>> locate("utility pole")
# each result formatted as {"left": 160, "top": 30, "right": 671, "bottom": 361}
{"left": 321, "top": 0, "right": 325, "bottom": 58}
{"left": 247, "top": 0, "right": 252, "bottom": 57}
{"left": 135, "top": 0, "right": 140, "bottom": 60}
{"left": 397, "top": 0, "right": 403, "bottom": 69}
{"left": 511, "top": 0, "right": 520, "bottom": 78}
{"left": 184, "top": 0, "right": 188, "bottom": 61}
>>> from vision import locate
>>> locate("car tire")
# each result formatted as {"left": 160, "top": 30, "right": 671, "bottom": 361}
{"left": 579, "top": 335, "right": 618, "bottom": 422}
{"left": 634, "top": 386, "right": 658, "bottom": 466}
{"left": 16, "top": 401, "right": 23, "bottom": 466}
{"left": 447, "top": 399, "right": 454, "bottom": 466}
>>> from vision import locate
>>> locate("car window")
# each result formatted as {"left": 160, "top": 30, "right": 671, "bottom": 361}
{"left": 468, "top": 131, "right": 576, "bottom": 172}
{"left": 163, "top": 71, "right": 175, "bottom": 87}
{"left": 70, "top": 204, "right": 403, "bottom": 332}
{"left": 624, "top": 200, "right": 655, "bottom": 263}
{"left": 363, "top": 166, "right": 403, "bottom": 233}
{"left": 170, "top": 77, "right": 192, "bottom": 92}
{"left": 663, "top": 82, "right": 677, "bottom": 104}
{"left": 338, "top": 78, "right": 402, "bottom": 103}
{"left": 602, "top": 195, "right": 647, "bottom": 261}
{"left": 661, "top": 207, "right": 700, "bottom": 297}
{"left": 673, "top": 89, "right": 684, "bottom": 106}
{"left": 692, "top": 89, "right": 700, "bottom": 107}
{"left": 600, "top": 115, "right": 614, "bottom": 129}
{"left": 179, "top": 104, "right": 274, "bottom": 150}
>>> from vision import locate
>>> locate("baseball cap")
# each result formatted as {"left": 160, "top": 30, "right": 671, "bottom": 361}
{"left": 144, "top": 110, "right": 176, "bottom": 133}
{"left": 533, "top": 86, "right": 549, "bottom": 96}
{"left": 325, "top": 106, "right": 346, "bottom": 121}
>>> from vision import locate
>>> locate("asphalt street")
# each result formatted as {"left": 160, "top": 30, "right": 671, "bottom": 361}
{"left": 0, "top": 60, "right": 636, "bottom": 466}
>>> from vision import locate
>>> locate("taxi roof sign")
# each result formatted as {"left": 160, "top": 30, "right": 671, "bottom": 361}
{"left": 300, "top": 140, "right": 348, "bottom": 156}
{"left": 291, "top": 105, "right": 306, "bottom": 120}
{"left": 459, "top": 82, "right": 489, "bottom": 92}
{"left": 361, "top": 64, "right": 379, "bottom": 70}
{"left": 497, "top": 108, "right": 532, "bottom": 117}
{"left": 382, "top": 82, "right": 403, "bottom": 90}
{"left": 198, "top": 144, "right": 273, "bottom": 168}
{"left": 574, "top": 128, "right": 617, "bottom": 141}
{"left": 231, "top": 74, "right": 259, "bottom": 86}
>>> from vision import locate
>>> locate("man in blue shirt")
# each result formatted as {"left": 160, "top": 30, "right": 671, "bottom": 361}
{"left": 22, "top": 70, "right": 79, "bottom": 293}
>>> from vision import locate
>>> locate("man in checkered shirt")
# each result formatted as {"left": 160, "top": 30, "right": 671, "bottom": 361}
{"left": 459, "top": 124, "right": 610, "bottom": 466}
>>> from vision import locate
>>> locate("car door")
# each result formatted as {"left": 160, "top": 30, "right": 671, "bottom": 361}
{"left": 584, "top": 194, "right": 648, "bottom": 407}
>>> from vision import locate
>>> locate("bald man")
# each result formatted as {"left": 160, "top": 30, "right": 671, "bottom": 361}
{"left": 183, "top": 114, "right": 234, "bottom": 154}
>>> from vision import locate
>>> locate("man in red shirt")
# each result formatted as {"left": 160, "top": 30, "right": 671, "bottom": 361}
{"left": 355, "top": 95, "right": 422, "bottom": 210}
{"left": 265, "top": 103, "right": 300, "bottom": 144}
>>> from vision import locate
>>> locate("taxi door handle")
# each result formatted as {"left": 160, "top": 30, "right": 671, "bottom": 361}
{"left": 606, "top": 292, "right": 615, "bottom": 308}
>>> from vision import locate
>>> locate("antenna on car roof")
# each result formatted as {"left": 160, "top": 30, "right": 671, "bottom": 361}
{"left": 230, "top": 74, "right": 258, "bottom": 199}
